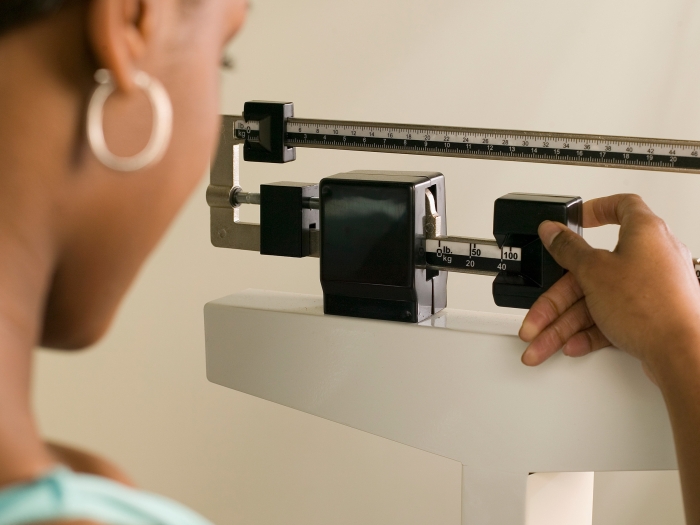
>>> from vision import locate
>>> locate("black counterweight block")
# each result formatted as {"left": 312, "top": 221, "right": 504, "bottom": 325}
{"left": 492, "top": 193, "right": 583, "bottom": 309}
{"left": 260, "top": 182, "right": 319, "bottom": 258}
{"left": 319, "top": 171, "right": 447, "bottom": 323}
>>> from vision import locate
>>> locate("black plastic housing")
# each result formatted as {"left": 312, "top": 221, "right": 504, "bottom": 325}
{"left": 243, "top": 101, "right": 296, "bottom": 163}
{"left": 260, "top": 182, "right": 319, "bottom": 257}
{"left": 320, "top": 171, "right": 447, "bottom": 323}
{"left": 492, "top": 193, "right": 583, "bottom": 309}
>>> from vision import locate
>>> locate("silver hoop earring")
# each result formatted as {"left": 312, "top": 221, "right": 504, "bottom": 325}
{"left": 87, "top": 69, "right": 173, "bottom": 172}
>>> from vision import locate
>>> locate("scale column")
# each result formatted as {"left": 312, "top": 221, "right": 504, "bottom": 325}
{"left": 461, "top": 467, "right": 594, "bottom": 525}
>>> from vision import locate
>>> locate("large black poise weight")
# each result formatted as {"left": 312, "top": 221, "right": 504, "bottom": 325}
{"left": 319, "top": 171, "right": 448, "bottom": 323}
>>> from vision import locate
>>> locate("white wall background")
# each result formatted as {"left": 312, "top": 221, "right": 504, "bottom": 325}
{"left": 35, "top": 1, "right": 695, "bottom": 523}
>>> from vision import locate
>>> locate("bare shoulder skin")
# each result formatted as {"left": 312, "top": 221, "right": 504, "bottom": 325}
{"left": 520, "top": 194, "right": 700, "bottom": 524}
{"left": 0, "top": 0, "right": 246, "bottom": 490}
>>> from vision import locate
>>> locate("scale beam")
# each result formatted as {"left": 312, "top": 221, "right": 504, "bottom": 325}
{"left": 232, "top": 115, "right": 700, "bottom": 174}
{"left": 208, "top": 105, "right": 700, "bottom": 318}
{"left": 425, "top": 237, "right": 521, "bottom": 276}
{"left": 222, "top": 189, "right": 522, "bottom": 277}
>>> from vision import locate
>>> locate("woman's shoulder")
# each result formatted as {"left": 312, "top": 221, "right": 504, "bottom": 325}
{"left": 28, "top": 521, "right": 104, "bottom": 525}
{"left": 0, "top": 467, "right": 213, "bottom": 525}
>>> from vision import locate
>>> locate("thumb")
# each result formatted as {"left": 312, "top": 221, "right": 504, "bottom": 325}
{"left": 539, "top": 221, "right": 595, "bottom": 273}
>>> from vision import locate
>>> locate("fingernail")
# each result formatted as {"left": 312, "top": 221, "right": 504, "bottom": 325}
{"left": 519, "top": 320, "right": 537, "bottom": 342}
{"left": 538, "top": 221, "right": 565, "bottom": 248}
{"left": 521, "top": 347, "right": 538, "bottom": 366}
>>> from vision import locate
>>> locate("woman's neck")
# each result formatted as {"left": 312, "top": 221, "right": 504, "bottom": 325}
{"left": 0, "top": 129, "right": 63, "bottom": 483}
{"left": 0, "top": 12, "right": 88, "bottom": 487}
{"left": 0, "top": 230, "right": 57, "bottom": 486}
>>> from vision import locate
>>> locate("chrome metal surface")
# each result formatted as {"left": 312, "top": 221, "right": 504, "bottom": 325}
{"left": 210, "top": 141, "right": 260, "bottom": 252}
{"left": 423, "top": 189, "right": 442, "bottom": 238}
{"left": 428, "top": 235, "right": 501, "bottom": 246}
{"left": 304, "top": 196, "right": 320, "bottom": 210}
{"left": 211, "top": 190, "right": 317, "bottom": 210}
{"left": 234, "top": 191, "right": 261, "bottom": 206}
{"left": 206, "top": 184, "right": 234, "bottom": 208}
{"left": 424, "top": 236, "right": 522, "bottom": 276}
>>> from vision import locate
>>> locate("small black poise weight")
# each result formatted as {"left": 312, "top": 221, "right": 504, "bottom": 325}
{"left": 242, "top": 101, "right": 296, "bottom": 163}
{"left": 492, "top": 193, "right": 583, "bottom": 309}
{"left": 319, "top": 171, "right": 447, "bottom": 323}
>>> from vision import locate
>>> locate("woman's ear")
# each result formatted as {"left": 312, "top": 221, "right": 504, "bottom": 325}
{"left": 87, "top": 0, "right": 159, "bottom": 92}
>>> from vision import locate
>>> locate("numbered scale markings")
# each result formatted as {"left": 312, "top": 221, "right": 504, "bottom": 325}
{"left": 233, "top": 117, "right": 700, "bottom": 174}
{"left": 425, "top": 238, "right": 522, "bottom": 275}
{"left": 425, "top": 243, "right": 700, "bottom": 281}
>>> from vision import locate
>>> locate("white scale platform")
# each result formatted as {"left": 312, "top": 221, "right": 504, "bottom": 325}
{"left": 204, "top": 289, "right": 676, "bottom": 524}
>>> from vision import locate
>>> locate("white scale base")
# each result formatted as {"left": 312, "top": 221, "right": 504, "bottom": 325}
{"left": 204, "top": 289, "right": 676, "bottom": 524}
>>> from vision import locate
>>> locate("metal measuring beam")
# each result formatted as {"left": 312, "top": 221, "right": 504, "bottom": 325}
{"left": 232, "top": 114, "right": 700, "bottom": 174}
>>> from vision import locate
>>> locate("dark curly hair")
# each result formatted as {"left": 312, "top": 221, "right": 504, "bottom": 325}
{"left": 0, "top": 0, "right": 65, "bottom": 36}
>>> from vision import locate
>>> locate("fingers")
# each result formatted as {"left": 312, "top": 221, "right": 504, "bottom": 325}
{"left": 519, "top": 272, "right": 583, "bottom": 342}
{"left": 561, "top": 326, "right": 611, "bottom": 357}
{"left": 521, "top": 303, "right": 611, "bottom": 367}
{"left": 521, "top": 298, "right": 595, "bottom": 366}
{"left": 538, "top": 221, "right": 597, "bottom": 274}
{"left": 582, "top": 194, "right": 653, "bottom": 228}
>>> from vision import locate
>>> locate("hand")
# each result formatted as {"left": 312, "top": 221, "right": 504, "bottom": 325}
{"left": 519, "top": 194, "right": 700, "bottom": 372}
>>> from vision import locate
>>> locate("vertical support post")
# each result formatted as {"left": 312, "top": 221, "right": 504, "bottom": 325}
{"left": 525, "top": 472, "right": 594, "bottom": 525}
{"left": 460, "top": 466, "right": 595, "bottom": 525}
{"left": 209, "top": 117, "right": 260, "bottom": 251}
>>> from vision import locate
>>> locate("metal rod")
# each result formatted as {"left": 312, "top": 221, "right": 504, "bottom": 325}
{"left": 227, "top": 189, "right": 319, "bottom": 210}
{"left": 233, "top": 190, "right": 261, "bottom": 206}
{"left": 303, "top": 196, "right": 320, "bottom": 209}
{"left": 424, "top": 236, "right": 522, "bottom": 276}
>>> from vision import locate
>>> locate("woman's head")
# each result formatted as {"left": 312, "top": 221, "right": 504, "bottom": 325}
{"left": 0, "top": 0, "right": 247, "bottom": 349}
{"left": 0, "top": 1, "right": 66, "bottom": 36}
